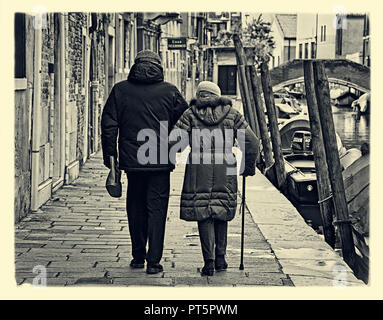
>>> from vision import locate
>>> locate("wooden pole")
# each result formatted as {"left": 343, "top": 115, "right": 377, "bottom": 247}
{"left": 245, "top": 65, "right": 260, "bottom": 137}
{"left": 313, "top": 61, "right": 356, "bottom": 268}
{"left": 303, "top": 60, "right": 336, "bottom": 248}
{"left": 260, "top": 62, "right": 286, "bottom": 191}
{"left": 248, "top": 65, "right": 276, "bottom": 182}
{"left": 232, "top": 34, "right": 257, "bottom": 134}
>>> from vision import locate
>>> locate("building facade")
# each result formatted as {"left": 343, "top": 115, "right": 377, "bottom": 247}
{"left": 205, "top": 12, "right": 243, "bottom": 97}
{"left": 14, "top": 12, "right": 187, "bottom": 222}
{"left": 362, "top": 14, "right": 370, "bottom": 67}
{"left": 295, "top": 13, "right": 370, "bottom": 66}
{"left": 335, "top": 14, "right": 365, "bottom": 64}
{"left": 180, "top": 12, "right": 209, "bottom": 101}
{"left": 296, "top": 13, "right": 317, "bottom": 60}
{"left": 15, "top": 13, "right": 109, "bottom": 221}
{"left": 270, "top": 14, "right": 297, "bottom": 68}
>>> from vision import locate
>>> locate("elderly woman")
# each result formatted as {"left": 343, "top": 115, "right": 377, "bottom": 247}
{"left": 171, "top": 81, "right": 260, "bottom": 276}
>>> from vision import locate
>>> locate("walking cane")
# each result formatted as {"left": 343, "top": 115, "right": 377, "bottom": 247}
{"left": 239, "top": 176, "right": 246, "bottom": 270}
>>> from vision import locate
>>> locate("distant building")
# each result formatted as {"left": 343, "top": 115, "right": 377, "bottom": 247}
{"left": 362, "top": 14, "right": 370, "bottom": 67}
{"left": 205, "top": 12, "right": 245, "bottom": 97}
{"left": 296, "top": 13, "right": 370, "bottom": 66}
{"left": 180, "top": 12, "right": 209, "bottom": 101}
{"left": 316, "top": 14, "right": 336, "bottom": 59}
{"left": 270, "top": 14, "right": 297, "bottom": 68}
{"left": 335, "top": 14, "right": 366, "bottom": 65}
{"left": 296, "top": 13, "right": 318, "bottom": 59}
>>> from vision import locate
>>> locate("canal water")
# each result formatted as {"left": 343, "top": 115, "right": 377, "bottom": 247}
{"left": 298, "top": 100, "right": 370, "bottom": 150}
{"left": 332, "top": 106, "right": 370, "bottom": 150}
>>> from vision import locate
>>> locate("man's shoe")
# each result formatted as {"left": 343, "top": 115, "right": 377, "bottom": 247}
{"left": 201, "top": 259, "right": 214, "bottom": 276}
{"left": 146, "top": 263, "right": 163, "bottom": 274}
{"left": 130, "top": 259, "right": 145, "bottom": 269}
{"left": 215, "top": 255, "right": 228, "bottom": 271}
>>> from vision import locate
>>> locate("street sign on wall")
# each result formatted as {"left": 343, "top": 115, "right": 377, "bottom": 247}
{"left": 167, "top": 38, "right": 187, "bottom": 50}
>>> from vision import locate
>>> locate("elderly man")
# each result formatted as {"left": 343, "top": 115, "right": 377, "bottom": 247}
{"left": 101, "top": 50, "right": 188, "bottom": 274}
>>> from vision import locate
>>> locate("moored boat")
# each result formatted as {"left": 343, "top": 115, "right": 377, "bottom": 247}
{"left": 342, "top": 152, "right": 369, "bottom": 283}
{"left": 351, "top": 92, "right": 370, "bottom": 115}
{"left": 278, "top": 116, "right": 364, "bottom": 229}
{"left": 279, "top": 116, "right": 321, "bottom": 227}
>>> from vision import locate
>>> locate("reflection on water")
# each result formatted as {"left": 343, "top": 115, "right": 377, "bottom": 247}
{"left": 332, "top": 106, "right": 370, "bottom": 150}
{"left": 298, "top": 99, "right": 370, "bottom": 150}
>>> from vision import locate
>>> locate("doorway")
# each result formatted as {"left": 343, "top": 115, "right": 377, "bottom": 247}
{"left": 52, "top": 13, "right": 63, "bottom": 187}
{"left": 218, "top": 65, "right": 237, "bottom": 95}
{"left": 88, "top": 39, "right": 96, "bottom": 156}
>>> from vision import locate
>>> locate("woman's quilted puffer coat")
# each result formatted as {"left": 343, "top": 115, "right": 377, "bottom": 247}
{"left": 172, "top": 96, "right": 260, "bottom": 222}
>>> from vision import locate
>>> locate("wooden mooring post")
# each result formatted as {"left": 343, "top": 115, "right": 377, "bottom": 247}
{"left": 233, "top": 34, "right": 264, "bottom": 170}
{"left": 248, "top": 65, "right": 276, "bottom": 183}
{"left": 303, "top": 60, "right": 336, "bottom": 248}
{"left": 260, "top": 62, "right": 286, "bottom": 191}
{"left": 232, "top": 34, "right": 258, "bottom": 136}
{"left": 313, "top": 61, "right": 356, "bottom": 268}
{"left": 245, "top": 65, "right": 260, "bottom": 138}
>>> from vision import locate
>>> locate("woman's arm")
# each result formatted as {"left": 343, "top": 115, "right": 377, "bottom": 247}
{"left": 234, "top": 111, "right": 260, "bottom": 176}
{"left": 168, "top": 108, "right": 192, "bottom": 165}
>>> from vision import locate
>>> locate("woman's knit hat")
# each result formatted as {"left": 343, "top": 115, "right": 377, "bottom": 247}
{"left": 134, "top": 50, "right": 162, "bottom": 67}
{"left": 196, "top": 81, "right": 221, "bottom": 97}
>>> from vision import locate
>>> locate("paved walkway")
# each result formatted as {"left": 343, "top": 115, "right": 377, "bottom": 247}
{"left": 15, "top": 153, "right": 292, "bottom": 286}
{"left": 15, "top": 152, "right": 364, "bottom": 286}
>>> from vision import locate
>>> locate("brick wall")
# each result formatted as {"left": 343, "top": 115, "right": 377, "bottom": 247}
{"left": 37, "top": 14, "right": 55, "bottom": 184}
{"left": 67, "top": 13, "right": 87, "bottom": 165}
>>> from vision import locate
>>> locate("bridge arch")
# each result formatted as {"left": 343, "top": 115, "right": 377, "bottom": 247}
{"left": 270, "top": 59, "right": 370, "bottom": 93}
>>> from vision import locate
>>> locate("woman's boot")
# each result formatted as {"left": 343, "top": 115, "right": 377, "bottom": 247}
{"left": 201, "top": 259, "right": 214, "bottom": 276}
{"left": 215, "top": 255, "right": 228, "bottom": 271}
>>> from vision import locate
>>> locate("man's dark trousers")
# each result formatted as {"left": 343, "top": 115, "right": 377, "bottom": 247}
{"left": 126, "top": 171, "right": 170, "bottom": 265}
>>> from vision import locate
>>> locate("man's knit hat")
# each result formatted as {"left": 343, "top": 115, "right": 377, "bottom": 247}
{"left": 134, "top": 50, "right": 162, "bottom": 67}
{"left": 196, "top": 81, "right": 221, "bottom": 97}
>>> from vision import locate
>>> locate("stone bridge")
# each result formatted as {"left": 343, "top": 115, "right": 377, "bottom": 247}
{"left": 270, "top": 59, "right": 370, "bottom": 93}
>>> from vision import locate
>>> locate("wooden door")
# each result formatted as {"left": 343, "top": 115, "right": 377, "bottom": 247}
{"left": 52, "top": 13, "right": 63, "bottom": 186}
{"left": 218, "top": 65, "right": 237, "bottom": 95}
{"left": 88, "top": 41, "right": 95, "bottom": 156}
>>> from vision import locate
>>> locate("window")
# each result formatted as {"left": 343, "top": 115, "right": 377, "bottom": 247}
{"left": 304, "top": 43, "right": 308, "bottom": 59}
{"left": 320, "top": 25, "right": 327, "bottom": 42}
{"left": 336, "top": 27, "right": 342, "bottom": 55}
{"left": 166, "top": 51, "right": 169, "bottom": 68}
{"left": 173, "top": 52, "right": 175, "bottom": 69}
{"left": 299, "top": 43, "right": 303, "bottom": 59}
{"left": 311, "top": 42, "right": 316, "bottom": 58}
{"left": 14, "top": 13, "right": 26, "bottom": 78}
{"left": 323, "top": 25, "right": 326, "bottom": 42}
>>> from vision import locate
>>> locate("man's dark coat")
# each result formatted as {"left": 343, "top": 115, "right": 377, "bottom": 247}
{"left": 101, "top": 61, "right": 188, "bottom": 171}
